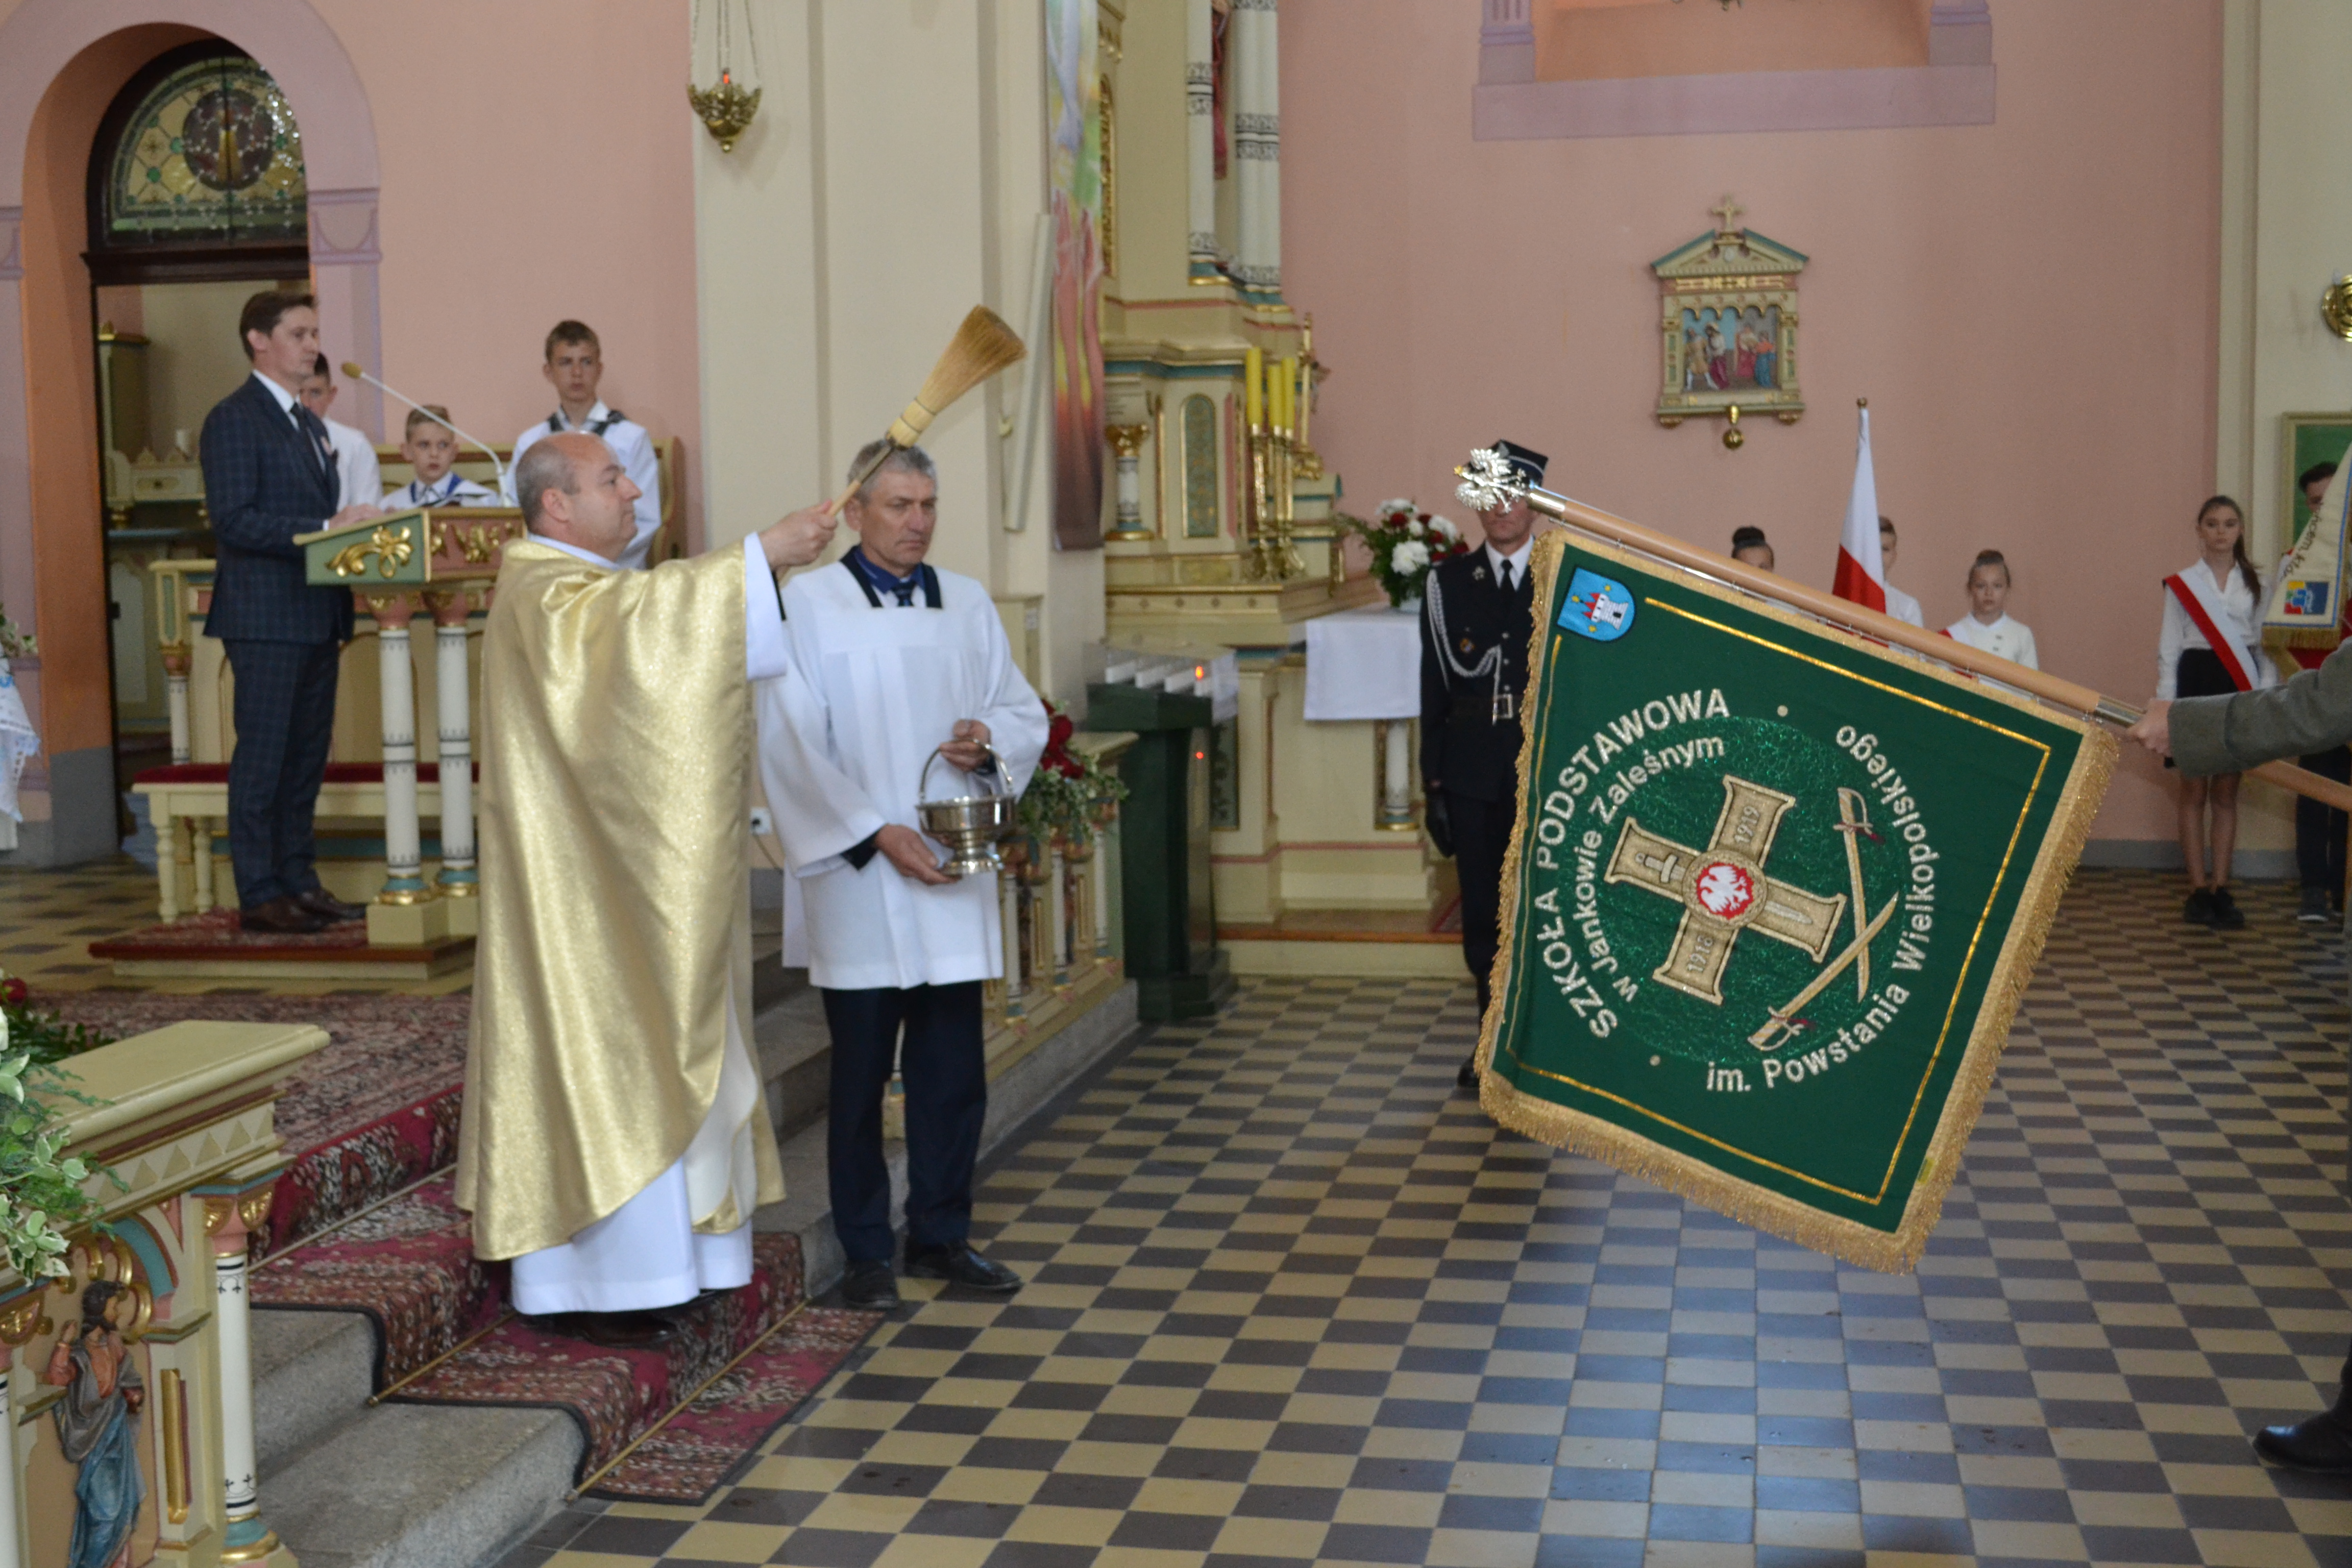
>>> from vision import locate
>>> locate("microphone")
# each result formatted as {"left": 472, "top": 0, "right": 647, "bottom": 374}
{"left": 340, "top": 361, "right": 510, "bottom": 497}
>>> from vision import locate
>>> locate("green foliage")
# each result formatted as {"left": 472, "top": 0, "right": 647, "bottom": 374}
{"left": 1018, "top": 700, "right": 1131, "bottom": 849}
{"left": 0, "top": 974, "right": 117, "bottom": 1280}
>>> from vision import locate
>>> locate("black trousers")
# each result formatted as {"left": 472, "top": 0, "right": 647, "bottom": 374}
{"left": 1448, "top": 790, "right": 1518, "bottom": 1019}
{"left": 2298, "top": 747, "right": 2352, "bottom": 901}
{"left": 821, "top": 981, "right": 987, "bottom": 1264}
{"left": 223, "top": 640, "right": 342, "bottom": 910}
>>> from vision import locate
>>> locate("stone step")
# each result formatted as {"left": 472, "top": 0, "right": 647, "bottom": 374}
{"left": 264, "top": 1404, "right": 581, "bottom": 1568}
{"left": 251, "top": 976, "right": 1139, "bottom": 1568}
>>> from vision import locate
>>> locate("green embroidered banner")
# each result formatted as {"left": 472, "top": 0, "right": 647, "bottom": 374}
{"left": 1481, "top": 532, "right": 2114, "bottom": 1271}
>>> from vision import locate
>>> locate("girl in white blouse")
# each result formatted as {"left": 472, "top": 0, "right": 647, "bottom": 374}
{"left": 2156, "top": 495, "right": 2269, "bottom": 930}
{"left": 1944, "top": 550, "right": 2038, "bottom": 669}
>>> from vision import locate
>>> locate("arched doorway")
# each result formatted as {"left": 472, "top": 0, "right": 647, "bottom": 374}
{"left": 0, "top": 0, "right": 380, "bottom": 866}
{"left": 89, "top": 40, "right": 315, "bottom": 813}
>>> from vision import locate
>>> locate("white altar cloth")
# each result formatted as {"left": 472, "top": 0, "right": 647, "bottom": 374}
{"left": 1303, "top": 604, "right": 1421, "bottom": 721}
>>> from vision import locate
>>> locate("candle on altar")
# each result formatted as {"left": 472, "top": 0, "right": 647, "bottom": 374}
{"left": 1244, "top": 347, "right": 1264, "bottom": 427}
{"left": 1278, "top": 356, "right": 1298, "bottom": 436}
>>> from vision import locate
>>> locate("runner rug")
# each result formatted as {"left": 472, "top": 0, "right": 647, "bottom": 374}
{"left": 246, "top": 1170, "right": 878, "bottom": 1499}
{"left": 43, "top": 991, "right": 469, "bottom": 1258}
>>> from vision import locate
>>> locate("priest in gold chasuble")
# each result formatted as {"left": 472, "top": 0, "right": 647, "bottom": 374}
{"left": 456, "top": 432, "right": 855, "bottom": 1346}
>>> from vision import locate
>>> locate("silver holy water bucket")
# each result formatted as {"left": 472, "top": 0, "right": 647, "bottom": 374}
{"left": 915, "top": 743, "right": 1017, "bottom": 878}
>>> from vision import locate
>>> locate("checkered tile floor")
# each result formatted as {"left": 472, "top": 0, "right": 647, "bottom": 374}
{"left": 493, "top": 870, "right": 2352, "bottom": 1568}
{"left": 0, "top": 854, "right": 470, "bottom": 993}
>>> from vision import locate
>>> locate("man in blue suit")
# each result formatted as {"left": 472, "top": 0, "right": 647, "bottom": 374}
{"left": 199, "top": 290, "right": 383, "bottom": 934}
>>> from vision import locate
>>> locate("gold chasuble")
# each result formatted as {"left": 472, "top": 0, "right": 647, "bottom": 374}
{"left": 457, "top": 541, "right": 785, "bottom": 1261}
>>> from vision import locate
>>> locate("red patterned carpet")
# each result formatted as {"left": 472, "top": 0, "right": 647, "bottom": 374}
{"left": 44, "top": 991, "right": 469, "bottom": 1257}
{"left": 251, "top": 1178, "right": 497, "bottom": 1385}
{"left": 249, "top": 1172, "right": 877, "bottom": 1500}
{"left": 589, "top": 1307, "right": 880, "bottom": 1503}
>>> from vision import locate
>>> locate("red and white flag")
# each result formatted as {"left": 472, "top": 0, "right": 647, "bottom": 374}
{"left": 1832, "top": 405, "right": 1886, "bottom": 614}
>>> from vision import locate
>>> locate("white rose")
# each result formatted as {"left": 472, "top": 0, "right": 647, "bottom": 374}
{"left": 1391, "top": 540, "right": 1430, "bottom": 576}
{"left": 1428, "top": 514, "right": 1460, "bottom": 542}
{"left": 1378, "top": 498, "right": 1416, "bottom": 519}
{"left": 1407, "top": 517, "right": 1426, "bottom": 537}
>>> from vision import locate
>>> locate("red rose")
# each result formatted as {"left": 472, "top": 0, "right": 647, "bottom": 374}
{"left": 1048, "top": 711, "right": 1074, "bottom": 752}
{"left": 1, "top": 977, "right": 26, "bottom": 1007}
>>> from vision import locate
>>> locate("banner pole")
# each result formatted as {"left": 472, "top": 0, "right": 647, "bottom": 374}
{"left": 1489, "top": 475, "right": 2352, "bottom": 817}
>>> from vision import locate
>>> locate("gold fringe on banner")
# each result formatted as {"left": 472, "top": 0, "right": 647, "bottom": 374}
{"left": 1473, "top": 530, "right": 2117, "bottom": 1275}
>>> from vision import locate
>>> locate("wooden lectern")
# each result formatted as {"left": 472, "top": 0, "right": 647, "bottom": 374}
{"left": 294, "top": 507, "right": 526, "bottom": 948}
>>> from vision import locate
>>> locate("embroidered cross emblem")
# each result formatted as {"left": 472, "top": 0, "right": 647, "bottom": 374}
{"left": 1605, "top": 775, "right": 1846, "bottom": 1006}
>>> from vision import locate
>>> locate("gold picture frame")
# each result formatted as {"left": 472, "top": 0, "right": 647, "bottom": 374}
{"left": 1655, "top": 199, "right": 1806, "bottom": 434}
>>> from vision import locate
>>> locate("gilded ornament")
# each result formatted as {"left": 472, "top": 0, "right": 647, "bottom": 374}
{"left": 2323, "top": 276, "right": 2352, "bottom": 342}
{"left": 328, "top": 522, "right": 415, "bottom": 580}
{"left": 0, "top": 1291, "right": 51, "bottom": 1346}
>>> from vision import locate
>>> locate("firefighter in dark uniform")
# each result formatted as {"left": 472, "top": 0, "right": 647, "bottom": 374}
{"left": 1422, "top": 439, "right": 1546, "bottom": 1087}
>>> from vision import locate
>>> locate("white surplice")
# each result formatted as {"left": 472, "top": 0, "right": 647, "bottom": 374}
{"left": 758, "top": 559, "right": 1048, "bottom": 991}
{"left": 507, "top": 534, "right": 788, "bottom": 1316}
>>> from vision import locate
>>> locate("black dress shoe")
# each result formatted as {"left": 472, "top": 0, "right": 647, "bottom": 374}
{"left": 841, "top": 1260, "right": 901, "bottom": 1311}
{"left": 2254, "top": 1411, "right": 2352, "bottom": 1473}
{"left": 294, "top": 887, "right": 369, "bottom": 923}
{"left": 537, "top": 1311, "right": 678, "bottom": 1350}
{"left": 1458, "top": 1056, "right": 1479, "bottom": 1090}
{"left": 240, "top": 895, "right": 330, "bottom": 935}
{"left": 905, "top": 1243, "right": 1022, "bottom": 1294}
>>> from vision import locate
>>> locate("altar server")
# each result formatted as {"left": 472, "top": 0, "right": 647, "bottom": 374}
{"left": 1944, "top": 550, "right": 2038, "bottom": 669}
{"left": 459, "top": 432, "right": 849, "bottom": 1349}
{"left": 1423, "top": 437, "right": 1545, "bottom": 1089}
{"left": 505, "top": 321, "right": 662, "bottom": 569}
{"left": 297, "top": 355, "right": 382, "bottom": 510}
{"left": 1877, "top": 517, "right": 1924, "bottom": 627}
{"left": 381, "top": 405, "right": 500, "bottom": 509}
{"left": 758, "top": 441, "right": 1047, "bottom": 1314}
{"left": 2157, "top": 494, "right": 2271, "bottom": 932}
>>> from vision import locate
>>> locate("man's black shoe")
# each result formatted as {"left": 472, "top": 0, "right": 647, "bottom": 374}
{"left": 2253, "top": 1412, "right": 2352, "bottom": 1474}
{"left": 1457, "top": 1056, "right": 1478, "bottom": 1090}
{"left": 536, "top": 1311, "right": 678, "bottom": 1350}
{"left": 842, "top": 1260, "right": 901, "bottom": 1311}
{"left": 2300, "top": 887, "right": 2334, "bottom": 924}
{"left": 906, "top": 1243, "right": 1022, "bottom": 1294}
{"left": 240, "top": 895, "right": 330, "bottom": 935}
{"left": 295, "top": 887, "right": 369, "bottom": 923}
{"left": 2210, "top": 886, "right": 2248, "bottom": 930}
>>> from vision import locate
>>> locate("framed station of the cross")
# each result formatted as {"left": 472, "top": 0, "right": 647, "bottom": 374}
{"left": 1479, "top": 530, "right": 2113, "bottom": 1272}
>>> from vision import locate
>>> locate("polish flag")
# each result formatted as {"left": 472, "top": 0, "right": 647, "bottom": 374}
{"left": 1832, "top": 404, "right": 1887, "bottom": 614}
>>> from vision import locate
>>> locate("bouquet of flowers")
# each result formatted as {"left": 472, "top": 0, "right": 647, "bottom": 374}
{"left": 1018, "top": 700, "right": 1131, "bottom": 849}
{"left": 1343, "top": 499, "right": 1469, "bottom": 610}
{"left": 0, "top": 602, "right": 33, "bottom": 660}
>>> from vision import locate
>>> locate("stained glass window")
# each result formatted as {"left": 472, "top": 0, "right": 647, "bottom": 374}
{"left": 102, "top": 55, "right": 306, "bottom": 247}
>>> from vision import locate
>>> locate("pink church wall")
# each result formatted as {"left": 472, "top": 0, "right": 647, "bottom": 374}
{"left": 1283, "top": 0, "right": 2222, "bottom": 845}
{"left": 309, "top": 0, "right": 702, "bottom": 512}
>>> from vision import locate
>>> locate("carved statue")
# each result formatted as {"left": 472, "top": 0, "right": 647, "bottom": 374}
{"left": 43, "top": 1278, "right": 147, "bottom": 1568}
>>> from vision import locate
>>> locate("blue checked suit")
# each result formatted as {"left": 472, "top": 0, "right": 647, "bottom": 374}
{"left": 200, "top": 374, "right": 353, "bottom": 909}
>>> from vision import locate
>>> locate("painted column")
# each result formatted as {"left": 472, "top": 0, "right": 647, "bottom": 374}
{"left": 1000, "top": 870, "right": 1025, "bottom": 1018}
{"left": 1108, "top": 425, "right": 1146, "bottom": 535}
{"left": 206, "top": 1189, "right": 280, "bottom": 1563}
{"left": 1093, "top": 812, "right": 1115, "bottom": 958}
{"left": 1186, "top": 0, "right": 1219, "bottom": 274}
{"left": 1479, "top": 0, "right": 1537, "bottom": 86}
{"left": 371, "top": 594, "right": 431, "bottom": 906}
{"left": 428, "top": 591, "right": 476, "bottom": 903}
{"left": 1232, "top": 0, "right": 1282, "bottom": 298}
{"left": 1379, "top": 719, "right": 1413, "bottom": 828}
{"left": 163, "top": 642, "right": 191, "bottom": 764}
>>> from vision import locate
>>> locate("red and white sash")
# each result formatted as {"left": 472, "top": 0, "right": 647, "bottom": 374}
{"left": 2165, "top": 567, "right": 2268, "bottom": 693}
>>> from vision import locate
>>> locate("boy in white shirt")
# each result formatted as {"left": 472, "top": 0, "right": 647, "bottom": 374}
{"left": 505, "top": 320, "right": 661, "bottom": 569}
{"left": 297, "top": 355, "right": 382, "bottom": 510}
{"left": 1944, "top": 549, "right": 2038, "bottom": 669}
{"left": 1877, "top": 516, "right": 1924, "bottom": 627}
{"left": 381, "top": 405, "right": 501, "bottom": 509}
